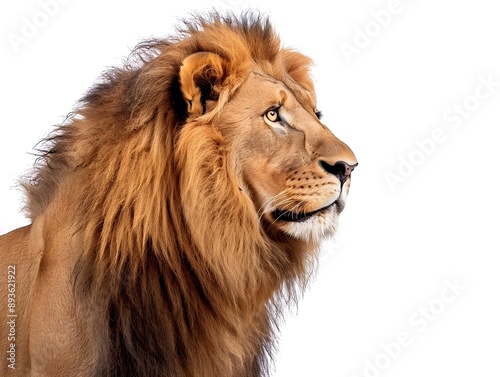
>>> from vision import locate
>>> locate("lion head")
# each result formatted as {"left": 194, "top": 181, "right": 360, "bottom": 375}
{"left": 178, "top": 50, "right": 357, "bottom": 244}
{"left": 175, "top": 23, "right": 357, "bottom": 253}
{"left": 10, "top": 12, "right": 357, "bottom": 377}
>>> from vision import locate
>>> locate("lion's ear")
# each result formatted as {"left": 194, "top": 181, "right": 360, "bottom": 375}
{"left": 179, "top": 52, "right": 228, "bottom": 116}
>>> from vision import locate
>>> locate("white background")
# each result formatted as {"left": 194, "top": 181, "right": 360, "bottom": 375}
{"left": 1, "top": 1, "right": 499, "bottom": 376}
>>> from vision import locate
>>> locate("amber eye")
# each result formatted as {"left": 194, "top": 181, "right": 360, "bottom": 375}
{"left": 265, "top": 109, "right": 280, "bottom": 122}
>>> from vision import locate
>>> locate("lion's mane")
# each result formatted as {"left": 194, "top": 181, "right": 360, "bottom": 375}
{"left": 23, "top": 13, "right": 316, "bottom": 377}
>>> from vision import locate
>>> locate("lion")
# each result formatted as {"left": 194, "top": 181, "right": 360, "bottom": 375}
{"left": 0, "top": 12, "right": 357, "bottom": 377}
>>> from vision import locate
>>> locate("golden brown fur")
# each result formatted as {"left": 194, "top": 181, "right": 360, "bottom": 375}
{"left": 0, "top": 12, "right": 356, "bottom": 376}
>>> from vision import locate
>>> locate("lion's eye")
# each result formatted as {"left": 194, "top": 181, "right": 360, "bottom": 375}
{"left": 265, "top": 109, "right": 280, "bottom": 123}
{"left": 263, "top": 105, "right": 286, "bottom": 134}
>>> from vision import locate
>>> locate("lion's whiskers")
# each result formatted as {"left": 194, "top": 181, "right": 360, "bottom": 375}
{"left": 257, "top": 189, "right": 304, "bottom": 223}
{"left": 272, "top": 201, "right": 306, "bottom": 225}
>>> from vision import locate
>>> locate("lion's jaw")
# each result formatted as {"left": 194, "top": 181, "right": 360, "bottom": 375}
{"left": 218, "top": 71, "right": 357, "bottom": 243}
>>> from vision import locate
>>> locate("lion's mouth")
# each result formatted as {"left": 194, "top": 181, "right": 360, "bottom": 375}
{"left": 272, "top": 202, "right": 336, "bottom": 223}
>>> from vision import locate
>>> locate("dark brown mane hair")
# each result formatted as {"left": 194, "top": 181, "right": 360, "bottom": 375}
{"left": 23, "top": 12, "right": 316, "bottom": 377}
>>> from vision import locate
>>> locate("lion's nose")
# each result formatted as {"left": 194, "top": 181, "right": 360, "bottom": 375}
{"left": 319, "top": 160, "right": 358, "bottom": 185}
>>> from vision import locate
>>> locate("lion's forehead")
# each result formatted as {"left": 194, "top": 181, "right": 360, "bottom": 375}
{"left": 245, "top": 70, "right": 317, "bottom": 113}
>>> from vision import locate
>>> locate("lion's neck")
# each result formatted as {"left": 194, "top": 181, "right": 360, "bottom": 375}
{"left": 72, "top": 225, "right": 295, "bottom": 377}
